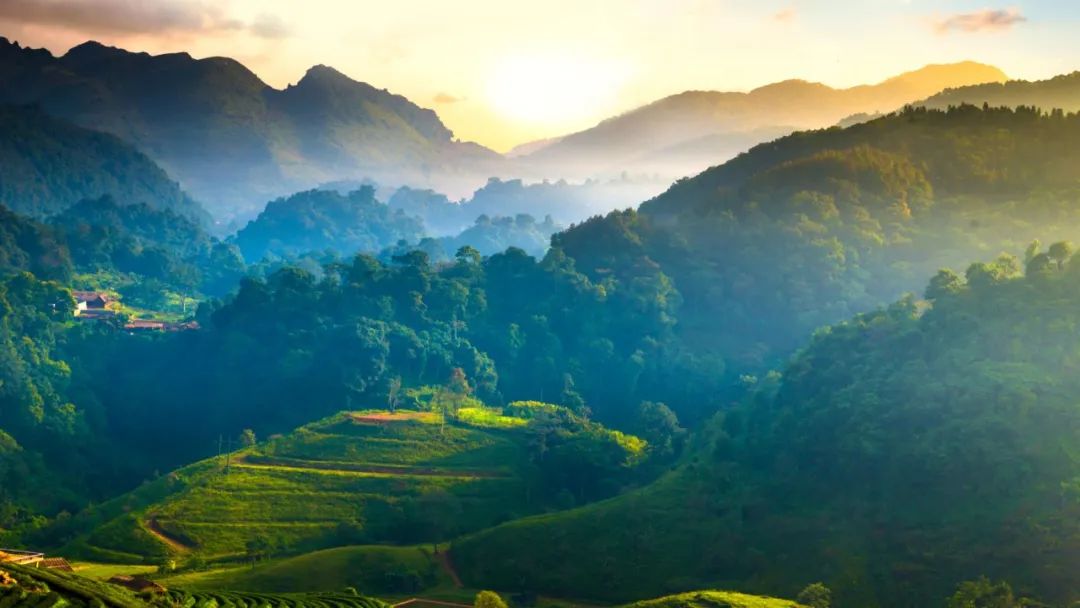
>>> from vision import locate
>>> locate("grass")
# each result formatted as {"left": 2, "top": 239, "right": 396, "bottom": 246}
{"left": 157, "top": 545, "right": 453, "bottom": 596}
{"left": 66, "top": 409, "right": 541, "bottom": 560}
{"left": 70, "top": 561, "right": 158, "bottom": 580}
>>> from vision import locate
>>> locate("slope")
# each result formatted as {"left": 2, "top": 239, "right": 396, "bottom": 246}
{"left": 0, "top": 37, "right": 501, "bottom": 218}
{"left": 452, "top": 251, "right": 1080, "bottom": 608}
{"left": 64, "top": 404, "right": 644, "bottom": 561}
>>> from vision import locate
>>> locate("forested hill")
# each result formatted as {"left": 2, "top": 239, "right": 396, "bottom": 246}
{"left": 0, "top": 37, "right": 501, "bottom": 217}
{"left": 0, "top": 104, "right": 206, "bottom": 222}
{"left": 453, "top": 248, "right": 1080, "bottom": 607}
{"left": 555, "top": 105, "right": 1080, "bottom": 380}
{"left": 232, "top": 187, "right": 426, "bottom": 263}
{"left": 919, "top": 71, "right": 1080, "bottom": 113}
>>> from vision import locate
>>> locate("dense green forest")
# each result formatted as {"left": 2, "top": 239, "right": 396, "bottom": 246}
{"left": 453, "top": 246, "right": 1080, "bottom": 607}
{"left": 557, "top": 105, "right": 1080, "bottom": 382}
{"left": 0, "top": 104, "right": 206, "bottom": 222}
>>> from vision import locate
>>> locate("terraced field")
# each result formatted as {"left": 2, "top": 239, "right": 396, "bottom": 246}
{"left": 166, "top": 589, "right": 389, "bottom": 608}
{"left": 71, "top": 410, "right": 537, "bottom": 559}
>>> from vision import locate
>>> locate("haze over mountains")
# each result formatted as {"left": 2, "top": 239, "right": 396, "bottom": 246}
{"left": 516, "top": 62, "right": 1008, "bottom": 180}
{"left": 0, "top": 37, "right": 500, "bottom": 219}
{"left": 0, "top": 35, "right": 1022, "bottom": 226}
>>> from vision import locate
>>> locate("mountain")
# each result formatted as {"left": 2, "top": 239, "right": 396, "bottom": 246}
{"left": 0, "top": 104, "right": 205, "bottom": 222}
{"left": 919, "top": 71, "right": 1080, "bottom": 112}
{"left": 453, "top": 251, "right": 1080, "bottom": 607}
{"left": 0, "top": 37, "right": 503, "bottom": 219}
{"left": 232, "top": 187, "right": 426, "bottom": 263}
{"left": 518, "top": 62, "right": 1007, "bottom": 180}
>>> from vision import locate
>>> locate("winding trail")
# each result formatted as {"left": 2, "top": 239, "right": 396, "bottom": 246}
{"left": 144, "top": 518, "right": 191, "bottom": 554}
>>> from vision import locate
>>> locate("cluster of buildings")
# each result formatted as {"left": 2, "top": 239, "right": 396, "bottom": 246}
{"left": 71, "top": 291, "right": 198, "bottom": 332}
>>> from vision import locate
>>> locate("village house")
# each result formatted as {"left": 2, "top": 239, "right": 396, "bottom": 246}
{"left": 72, "top": 291, "right": 110, "bottom": 310}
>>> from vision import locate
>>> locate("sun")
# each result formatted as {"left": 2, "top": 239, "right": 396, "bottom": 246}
{"left": 485, "top": 53, "right": 630, "bottom": 128}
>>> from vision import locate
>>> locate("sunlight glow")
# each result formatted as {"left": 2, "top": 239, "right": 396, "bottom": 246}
{"left": 484, "top": 53, "right": 631, "bottom": 128}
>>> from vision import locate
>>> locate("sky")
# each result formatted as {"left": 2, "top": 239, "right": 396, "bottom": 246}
{"left": 1, "top": 0, "right": 1079, "bottom": 151}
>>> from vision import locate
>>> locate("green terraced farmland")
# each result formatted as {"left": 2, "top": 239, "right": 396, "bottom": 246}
{"left": 70, "top": 410, "right": 538, "bottom": 559}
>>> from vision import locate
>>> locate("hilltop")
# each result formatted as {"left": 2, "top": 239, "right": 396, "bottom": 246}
{"left": 0, "top": 37, "right": 501, "bottom": 218}
{"left": 518, "top": 62, "right": 1006, "bottom": 180}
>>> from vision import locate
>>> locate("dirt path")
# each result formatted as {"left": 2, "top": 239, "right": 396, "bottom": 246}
{"left": 436, "top": 550, "right": 464, "bottom": 588}
{"left": 144, "top": 518, "right": 191, "bottom": 554}
{"left": 236, "top": 455, "right": 507, "bottom": 479}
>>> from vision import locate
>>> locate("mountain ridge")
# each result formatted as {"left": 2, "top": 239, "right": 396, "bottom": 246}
{"left": 516, "top": 61, "right": 1007, "bottom": 180}
{"left": 0, "top": 37, "right": 501, "bottom": 219}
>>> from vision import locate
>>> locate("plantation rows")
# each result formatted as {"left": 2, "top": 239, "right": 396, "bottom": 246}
{"left": 1, "top": 563, "right": 153, "bottom": 608}
{"left": 168, "top": 590, "right": 389, "bottom": 608}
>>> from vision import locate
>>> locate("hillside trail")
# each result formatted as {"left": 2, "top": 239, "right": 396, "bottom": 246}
{"left": 436, "top": 549, "right": 464, "bottom": 588}
{"left": 144, "top": 518, "right": 192, "bottom": 554}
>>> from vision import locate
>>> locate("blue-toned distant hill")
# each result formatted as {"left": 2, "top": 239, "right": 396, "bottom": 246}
{"left": 233, "top": 187, "right": 426, "bottom": 263}
{"left": 0, "top": 37, "right": 502, "bottom": 219}
{"left": 0, "top": 104, "right": 206, "bottom": 222}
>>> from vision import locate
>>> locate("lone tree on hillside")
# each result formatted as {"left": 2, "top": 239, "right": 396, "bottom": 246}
{"left": 474, "top": 591, "right": 508, "bottom": 608}
{"left": 797, "top": 583, "right": 832, "bottom": 608}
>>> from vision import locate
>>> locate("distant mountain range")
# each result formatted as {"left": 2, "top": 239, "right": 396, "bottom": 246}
{"left": 0, "top": 37, "right": 501, "bottom": 219}
{"left": 515, "top": 62, "right": 1008, "bottom": 180}
{"left": 0, "top": 104, "right": 205, "bottom": 222}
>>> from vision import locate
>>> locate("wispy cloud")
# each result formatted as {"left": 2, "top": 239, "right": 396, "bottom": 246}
{"left": 433, "top": 92, "right": 462, "bottom": 104}
{"left": 249, "top": 13, "right": 291, "bottom": 40}
{"left": 933, "top": 8, "right": 1026, "bottom": 34}
{"left": 0, "top": 0, "right": 289, "bottom": 39}
{"left": 772, "top": 7, "right": 797, "bottom": 24}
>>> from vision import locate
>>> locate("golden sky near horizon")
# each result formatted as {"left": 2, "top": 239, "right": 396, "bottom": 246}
{"left": 2, "top": 0, "right": 1078, "bottom": 151}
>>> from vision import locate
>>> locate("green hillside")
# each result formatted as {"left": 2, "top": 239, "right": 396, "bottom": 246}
{"left": 64, "top": 404, "right": 644, "bottom": 561}
{"left": 157, "top": 545, "right": 452, "bottom": 596}
{"left": 453, "top": 246, "right": 1080, "bottom": 607}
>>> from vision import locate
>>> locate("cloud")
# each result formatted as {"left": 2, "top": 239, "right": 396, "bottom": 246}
{"left": 249, "top": 13, "right": 291, "bottom": 39}
{"left": 933, "top": 8, "right": 1026, "bottom": 34}
{"left": 433, "top": 92, "right": 462, "bottom": 104}
{"left": 772, "top": 7, "right": 796, "bottom": 24}
{"left": 0, "top": 0, "right": 290, "bottom": 39}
